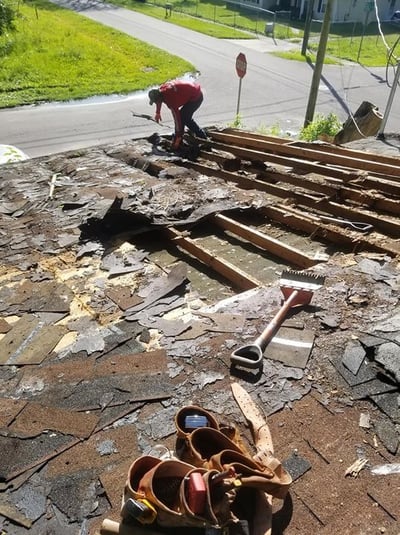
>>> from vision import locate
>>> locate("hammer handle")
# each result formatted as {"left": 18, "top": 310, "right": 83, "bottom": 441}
{"left": 100, "top": 518, "right": 164, "bottom": 535}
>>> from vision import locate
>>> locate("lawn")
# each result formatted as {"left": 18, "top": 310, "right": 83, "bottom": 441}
{"left": 308, "top": 21, "right": 400, "bottom": 66}
{"left": 113, "top": 0, "right": 400, "bottom": 66}
{"left": 110, "top": 0, "right": 300, "bottom": 39}
{"left": 0, "top": 0, "right": 194, "bottom": 107}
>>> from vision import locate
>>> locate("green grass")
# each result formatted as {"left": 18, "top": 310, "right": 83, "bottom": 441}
{"left": 310, "top": 29, "right": 400, "bottom": 67}
{"left": 112, "top": 0, "right": 253, "bottom": 38}
{"left": 305, "top": 21, "right": 400, "bottom": 67}
{"left": 273, "top": 49, "right": 339, "bottom": 64}
{"left": 111, "top": 0, "right": 301, "bottom": 39}
{"left": 273, "top": 22, "right": 400, "bottom": 66}
{"left": 0, "top": 0, "right": 194, "bottom": 107}
{"left": 1, "top": 0, "right": 400, "bottom": 109}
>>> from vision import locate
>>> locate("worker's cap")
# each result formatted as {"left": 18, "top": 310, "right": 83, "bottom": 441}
{"left": 148, "top": 89, "right": 161, "bottom": 105}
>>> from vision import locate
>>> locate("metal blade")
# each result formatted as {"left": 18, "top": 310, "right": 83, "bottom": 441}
{"left": 280, "top": 269, "right": 325, "bottom": 290}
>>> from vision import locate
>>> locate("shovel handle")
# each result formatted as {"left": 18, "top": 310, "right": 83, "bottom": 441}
{"left": 230, "top": 290, "right": 301, "bottom": 369}
{"left": 230, "top": 343, "right": 263, "bottom": 369}
{"left": 230, "top": 285, "right": 316, "bottom": 369}
{"left": 254, "top": 290, "right": 299, "bottom": 350}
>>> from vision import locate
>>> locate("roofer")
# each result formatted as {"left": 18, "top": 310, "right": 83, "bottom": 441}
{"left": 148, "top": 79, "right": 207, "bottom": 151}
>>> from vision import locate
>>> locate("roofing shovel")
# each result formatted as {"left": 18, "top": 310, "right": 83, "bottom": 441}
{"left": 131, "top": 111, "right": 170, "bottom": 129}
{"left": 230, "top": 270, "right": 325, "bottom": 370}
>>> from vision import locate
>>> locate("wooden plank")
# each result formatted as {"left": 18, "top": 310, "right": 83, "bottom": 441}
{"left": 164, "top": 227, "right": 262, "bottom": 291}
{"left": 253, "top": 169, "right": 400, "bottom": 215}
{"left": 259, "top": 205, "right": 400, "bottom": 257}
{"left": 212, "top": 140, "right": 354, "bottom": 182}
{"left": 211, "top": 213, "right": 319, "bottom": 268}
{"left": 221, "top": 128, "right": 291, "bottom": 145}
{"left": 211, "top": 141, "right": 400, "bottom": 200}
{"left": 290, "top": 139, "right": 400, "bottom": 168}
{"left": 209, "top": 131, "right": 400, "bottom": 180}
{"left": 182, "top": 161, "right": 400, "bottom": 238}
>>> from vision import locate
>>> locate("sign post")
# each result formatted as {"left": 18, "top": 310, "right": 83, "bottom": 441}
{"left": 235, "top": 52, "right": 247, "bottom": 116}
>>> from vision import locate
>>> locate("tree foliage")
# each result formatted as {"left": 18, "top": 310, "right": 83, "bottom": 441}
{"left": 0, "top": 0, "right": 15, "bottom": 36}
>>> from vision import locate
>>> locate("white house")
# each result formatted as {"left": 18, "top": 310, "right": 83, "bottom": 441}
{"left": 240, "top": 0, "right": 400, "bottom": 23}
{"left": 311, "top": 0, "right": 400, "bottom": 23}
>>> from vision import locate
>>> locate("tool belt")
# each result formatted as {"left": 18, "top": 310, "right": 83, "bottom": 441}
{"left": 122, "top": 405, "right": 292, "bottom": 531}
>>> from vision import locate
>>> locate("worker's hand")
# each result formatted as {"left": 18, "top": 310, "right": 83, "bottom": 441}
{"left": 154, "top": 113, "right": 161, "bottom": 123}
{"left": 171, "top": 135, "right": 182, "bottom": 151}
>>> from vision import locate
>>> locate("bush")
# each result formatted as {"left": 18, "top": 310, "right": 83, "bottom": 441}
{"left": 299, "top": 112, "right": 341, "bottom": 142}
{"left": 0, "top": 0, "right": 15, "bottom": 35}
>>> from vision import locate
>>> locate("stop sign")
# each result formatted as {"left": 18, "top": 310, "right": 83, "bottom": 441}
{"left": 235, "top": 52, "right": 247, "bottom": 78}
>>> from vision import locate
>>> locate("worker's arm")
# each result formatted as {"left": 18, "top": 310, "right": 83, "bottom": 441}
{"left": 154, "top": 101, "right": 162, "bottom": 122}
{"left": 169, "top": 107, "right": 183, "bottom": 136}
{"left": 169, "top": 107, "right": 183, "bottom": 149}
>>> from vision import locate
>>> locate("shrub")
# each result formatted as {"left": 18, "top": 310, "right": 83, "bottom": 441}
{"left": 230, "top": 114, "right": 242, "bottom": 128}
{"left": 299, "top": 112, "right": 342, "bottom": 142}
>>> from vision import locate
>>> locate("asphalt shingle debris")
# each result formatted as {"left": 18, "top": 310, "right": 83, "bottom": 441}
{"left": 0, "top": 135, "right": 399, "bottom": 533}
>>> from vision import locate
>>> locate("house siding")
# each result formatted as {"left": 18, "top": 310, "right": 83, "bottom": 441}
{"left": 239, "top": 0, "right": 400, "bottom": 22}
{"left": 313, "top": 0, "right": 400, "bottom": 23}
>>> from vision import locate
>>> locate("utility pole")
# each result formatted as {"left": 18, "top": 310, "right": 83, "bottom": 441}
{"left": 377, "top": 61, "right": 400, "bottom": 139}
{"left": 303, "top": 0, "right": 333, "bottom": 127}
{"left": 301, "top": 0, "right": 316, "bottom": 56}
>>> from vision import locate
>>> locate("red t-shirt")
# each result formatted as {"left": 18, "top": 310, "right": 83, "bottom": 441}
{"left": 155, "top": 80, "right": 202, "bottom": 135}
{"left": 158, "top": 80, "right": 202, "bottom": 109}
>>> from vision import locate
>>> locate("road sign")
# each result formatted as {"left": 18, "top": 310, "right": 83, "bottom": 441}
{"left": 235, "top": 53, "right": 247, "bottom": 116}
{"left": 235, "top": 53, "right": 247, "bottom": 79}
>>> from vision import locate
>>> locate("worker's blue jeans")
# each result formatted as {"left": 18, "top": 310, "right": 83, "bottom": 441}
{"left": 180, "top": 93, "right": 207, "bottom": 138}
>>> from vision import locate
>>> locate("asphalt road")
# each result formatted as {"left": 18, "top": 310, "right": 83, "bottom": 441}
{"left": 2, "top": 0, "right": 399, "bottom": 157}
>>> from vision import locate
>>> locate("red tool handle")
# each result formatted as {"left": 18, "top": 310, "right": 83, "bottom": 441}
{"left": 254, "top": 290, "right": 299, "bottom": 351}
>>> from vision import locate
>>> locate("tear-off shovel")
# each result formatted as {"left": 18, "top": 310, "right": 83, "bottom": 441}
{"left": 131, "top": 111, "right": 170, "bottom": 128}
{"left": 230, "top": 269, "right": 325, "bottom": 369}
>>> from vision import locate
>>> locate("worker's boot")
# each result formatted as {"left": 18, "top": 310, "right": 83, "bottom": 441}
{"left": 196, "top": 128, "right": 208, "bottom": 139}
{"left": 186, "top": 129, "right": 212, "bottom": 150}
{"left": 170, "top": 133, "right": 183, "bottom": 151}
